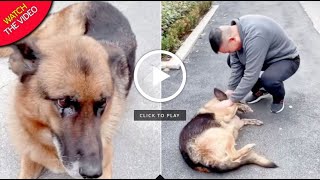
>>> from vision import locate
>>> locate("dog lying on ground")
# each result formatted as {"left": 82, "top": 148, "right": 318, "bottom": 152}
{"left": 3, "top": 2, "right": 136, "bottom": 179}
{"left": 179, "top": 88, "right": 277, "bottom": 173}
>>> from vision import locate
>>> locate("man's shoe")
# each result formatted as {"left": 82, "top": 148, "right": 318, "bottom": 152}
{"left": 271, "top": 100, "right": 284, "bottom": 113}
{"left": 245, "top": 90, "right": 270, "bottom": 104}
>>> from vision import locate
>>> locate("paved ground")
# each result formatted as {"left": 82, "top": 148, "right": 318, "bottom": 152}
{"left": 0, "top": 1, "right": 161, "bottom": 179}
{"left": 162, "top": 1, "right": 320, "bottom": 179}
{"left": 300, "top": 1, "right": 320, "bottom": 34}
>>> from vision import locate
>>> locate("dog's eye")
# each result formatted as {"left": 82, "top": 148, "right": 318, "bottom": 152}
{"left": 98, "top": 98, "right": 107, "bottom": 108}
{"left": 57, "top": 98, "right": 70, "bottom": 108}
{"left": 55, "top": 97, "right": 80, "bottom": 118}
{"left": 94, "top": 97, "right": 108, "bottom": 117}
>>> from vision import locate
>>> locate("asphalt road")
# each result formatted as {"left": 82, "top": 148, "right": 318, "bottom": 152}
{"left": 0, "top": 1, "right": 161, "bottom": 179}
{"left": 162, "top": 1, "right": 320, "bottom": 179}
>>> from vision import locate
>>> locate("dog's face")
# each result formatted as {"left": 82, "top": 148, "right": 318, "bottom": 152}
{"left": 9, "top": 36, "right": 129, "bottom": 178}
{"left": 199, "top": 88, "right": 239, "bottom": 120}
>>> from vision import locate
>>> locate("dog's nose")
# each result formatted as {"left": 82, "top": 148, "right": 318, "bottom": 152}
{"left": 79, "top": 164, "right": 102, "bottom": 179}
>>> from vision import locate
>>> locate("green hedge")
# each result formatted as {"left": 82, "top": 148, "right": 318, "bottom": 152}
{"left": 162, "top": 1, "right": 212, "bottom": 53}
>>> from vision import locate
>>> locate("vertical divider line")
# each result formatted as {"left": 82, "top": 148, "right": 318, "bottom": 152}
{"left": 159, "top": 1, "right": 163, "bottom": 177}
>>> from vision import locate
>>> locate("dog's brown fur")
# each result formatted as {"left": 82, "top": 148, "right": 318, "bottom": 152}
{"left": 9, "top": 35, "right": 127, "bottom": 179}
{"left": 6, "top": 2, "right": 136, "bottom": 179}
{"left": 0, "top": 47, "right": 13, "bottom": 57}
{"left": 179, "top": 88, "right": 277, "bottom": 173}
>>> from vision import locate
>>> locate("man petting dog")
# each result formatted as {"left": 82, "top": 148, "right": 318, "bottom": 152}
{"left": 209, "top": 15, "right": 300, "bottom": 113}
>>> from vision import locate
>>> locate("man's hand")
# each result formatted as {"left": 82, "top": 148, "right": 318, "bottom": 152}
{"left": 214, "top": 99, "right": 234, "bottom": 109}
{"left": 225, "top": 90, "right": 234, "bottom": 97}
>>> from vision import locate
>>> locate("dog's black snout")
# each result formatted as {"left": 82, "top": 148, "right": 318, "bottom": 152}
{"left": 79, "top": 163, "right": 102, "bottom": 179}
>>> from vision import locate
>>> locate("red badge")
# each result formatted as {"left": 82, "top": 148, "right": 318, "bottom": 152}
{"left": 0, "top": 1, "right": 52, "bottom": 46}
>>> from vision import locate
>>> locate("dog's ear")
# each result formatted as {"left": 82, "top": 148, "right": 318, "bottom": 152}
{"left": 9, "top": 39, "right": 41, "bottom": 83}
{"left": 105, "top": 44, "right": 129, "bottom": 95}
{"left": 214, "top": 88, "right": 228, "bottom": 101}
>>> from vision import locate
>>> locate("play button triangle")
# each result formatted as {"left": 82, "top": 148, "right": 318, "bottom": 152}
{"left": 153, "top": 67, "right": 170, "bottom": 86}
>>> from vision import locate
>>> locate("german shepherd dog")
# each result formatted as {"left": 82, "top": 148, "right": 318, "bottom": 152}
{"left": 3, "top": 2, "right": 136, "bottom": 179}
{"left": 179, "top": 88, "right": 278, "bottom": 173}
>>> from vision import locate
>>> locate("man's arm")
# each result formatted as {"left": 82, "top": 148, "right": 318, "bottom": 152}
{"left": 230, "top": 37, "right": 269, "bottom": 102}
{"left": 227, "top": 53, "right": 244, "bottom": 91}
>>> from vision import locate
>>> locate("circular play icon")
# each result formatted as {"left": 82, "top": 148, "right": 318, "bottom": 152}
{"left": 134, "top": 50, "right": 187, "bottom": 103}
{"left": 0, "top": 1, "right": 52, "bottom": 46}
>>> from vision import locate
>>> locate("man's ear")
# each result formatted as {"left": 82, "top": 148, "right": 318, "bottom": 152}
{"left": 104, "top": 44, "right": 129, "bottom": 96}
{"left": 9, "top": 39, "right": 41, "bottom": 83}
{"left": 214, "top": 88, "right": 228, "bottom": 101}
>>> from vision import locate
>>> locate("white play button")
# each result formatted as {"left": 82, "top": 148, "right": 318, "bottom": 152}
{"left": 153, "top": 67, "right": 170, "bottom": 86}
{"left": 134, "top": 50, "right": 186, "bottom": 103}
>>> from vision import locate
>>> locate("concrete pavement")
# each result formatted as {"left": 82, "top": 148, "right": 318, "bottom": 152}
{"left": 162, "top": 1, "right": 320, "bottom": 179}
{"left": 300, "top": 1, "right": 320, "bottom": 34}
{"left": 0, "top": 1, "right": 161, "bottom": 179}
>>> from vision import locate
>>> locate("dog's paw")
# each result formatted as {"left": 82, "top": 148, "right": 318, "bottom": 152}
{"left": 237, "top": 103, "right": 254, "bottom": 113}
{"left": 243, "top": 119, "right": 264, "bottom": 126}
{"left": 254, "top": 120, "right": 264, "bottom": 126}
{"left": 236, "top": 110, "right": 245, "bottom": 115}
{"left": 247, "top": 143, "right": 256, "bottom": 150}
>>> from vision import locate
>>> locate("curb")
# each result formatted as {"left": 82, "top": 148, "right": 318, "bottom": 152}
{"left": 161, "top": 4, "right": 219, "bottom": 70}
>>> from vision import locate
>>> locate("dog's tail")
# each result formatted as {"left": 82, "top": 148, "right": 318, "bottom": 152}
{"left": 245, "top": 151, "right": 278, "bottom": 168}
{"left": 0, "top": 47, "right": 13, "bottom": 58}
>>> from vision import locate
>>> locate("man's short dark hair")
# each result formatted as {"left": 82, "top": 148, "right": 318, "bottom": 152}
{"left": 209, "top": 28, "right": 222, "bottom": 54}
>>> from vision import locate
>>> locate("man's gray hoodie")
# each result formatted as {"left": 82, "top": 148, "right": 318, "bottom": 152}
{"left": 228, "top": 15, "right": 299, "bottom": 102}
